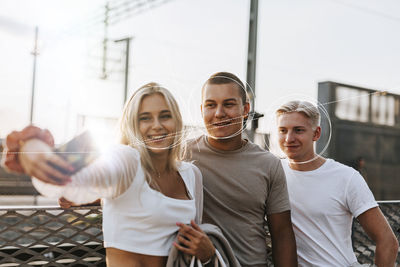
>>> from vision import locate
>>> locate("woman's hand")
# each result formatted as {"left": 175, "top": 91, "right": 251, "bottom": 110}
{"left": 20, "top": 139, "right": 73, "bottom": 185}
{"left": 58, "top": 197, "right": 77, "bottom": 208}
{"left": 174, "top": 220, "right": 216, "bottom": 263}
{"left": 2, "top": 125, "right": 54, "bottom": 173}
{"left": 58, "top": 197, "right": 101, "bottom": 208}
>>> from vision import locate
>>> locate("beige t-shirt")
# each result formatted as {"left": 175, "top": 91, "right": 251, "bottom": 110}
{"left": 186, "top": 136, "right": 290, "bottom": 267}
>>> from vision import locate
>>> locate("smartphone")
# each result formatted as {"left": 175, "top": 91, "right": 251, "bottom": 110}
{"left": 53, "top": 131, "right": 99, "bottom": 174}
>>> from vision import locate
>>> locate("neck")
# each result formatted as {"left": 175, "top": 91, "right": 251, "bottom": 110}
{"left": 288, "top": 155, "right": 326, "bottom": 171}
{"left": 207, "top": 134, "right": 246, "bottom": 151}
{"left": 150, "top": 151, "right": 169, "bottom": 173}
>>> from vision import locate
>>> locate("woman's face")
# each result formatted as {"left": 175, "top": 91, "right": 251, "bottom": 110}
{"left": 138, "top": 93, "right": 177, "bottom": 154}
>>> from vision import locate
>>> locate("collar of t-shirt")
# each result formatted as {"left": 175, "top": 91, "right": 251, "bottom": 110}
{"left": 282, "top": 158, "right": 332, "bottom": 174}
{"left": 203, "top": 135, "right": 250, "bottom": 154}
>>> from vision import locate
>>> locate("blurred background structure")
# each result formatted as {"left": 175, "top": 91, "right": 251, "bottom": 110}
{"left": 318, "top": 82, "right": 400, "bottom": 200}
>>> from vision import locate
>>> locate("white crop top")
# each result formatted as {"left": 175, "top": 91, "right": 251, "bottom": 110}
{"left": 31, "top": 144, "right": 203, "bottom": 256}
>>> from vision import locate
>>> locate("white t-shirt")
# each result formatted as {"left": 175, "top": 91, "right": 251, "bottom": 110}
{"left": 281, "top": 158, "right": 377, "bottom": 267}
{"left": 32, "top": 144, "right": 203, "bottom": 256}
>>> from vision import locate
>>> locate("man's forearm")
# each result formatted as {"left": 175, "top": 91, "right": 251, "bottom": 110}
{"left": 374, "top": 238, "right": 398, "bottom": 267}
{"left": 268, "top": 211, "right": 298, "bottom": 267}
{"left": 357, "top": 207, "right": 399, "bottom": 267}
{"left": 271, "top": 231, "right": 298, "bottom": 267}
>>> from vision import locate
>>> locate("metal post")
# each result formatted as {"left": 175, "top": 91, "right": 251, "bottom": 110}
{"left": 101, "top": 2, "right": 110, "bottom": 79}
{"left": 30, "top": 26, "right": 39, "bottom": 124}
{"left": 115, "top": 37, "right": 132, "bottom": 106}
{"left": 246, "top": 0, "right": 259, "bottom": 140}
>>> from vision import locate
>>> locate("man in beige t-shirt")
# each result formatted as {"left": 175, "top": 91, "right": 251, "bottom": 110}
{"left": 185, "top": 72, "right": 297, "bottom": 267}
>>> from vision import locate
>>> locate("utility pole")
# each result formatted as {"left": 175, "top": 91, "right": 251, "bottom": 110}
{"left": 30, "top": 26, "right": 39, "bottom": 124}
{"left": 246, "top": 0, "right": 261, "bottom": 141}
{"left": 30, "top": 27, "right": 39, "bottom": 205}
{"left": 101, "top": 2, "right": 110, "bottom": 79}
{"left": 115, "top": 37, "right": 132, "bottom": 106}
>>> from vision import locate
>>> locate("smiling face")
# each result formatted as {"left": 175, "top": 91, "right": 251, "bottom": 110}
{"left": 138, "top": 93, "right": 176, "bottom": 154}
{"left": 277, "top": 112, "right": 321, "bottom": 162}
{"left": 201, "top": 82, "right": 249, "bottom": 140}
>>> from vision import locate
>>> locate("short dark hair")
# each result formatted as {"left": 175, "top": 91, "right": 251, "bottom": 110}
{"left": 202, "top": 72, "right": 247, "bottom": 105}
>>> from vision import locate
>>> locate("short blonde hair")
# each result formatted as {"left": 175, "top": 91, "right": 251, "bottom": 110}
{"left": 119, "top": 82, "right": 184, "bottom": 183}
{"left": 276, "top": 100, "right": 320, "bottom": 129}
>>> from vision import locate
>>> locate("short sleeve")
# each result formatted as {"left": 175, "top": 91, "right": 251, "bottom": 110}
{"left": 266, "top": 160, "right": 291, "bottom": 215}
{"left": 346, "top": 171, "right": 378, "bottom": 218}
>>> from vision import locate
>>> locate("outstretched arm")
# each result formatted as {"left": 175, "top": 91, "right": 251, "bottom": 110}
{"left": 19, "top": 138, "right": 73, "bottom": 185}
{"left": 2, "top": 125, "right": 54, "bottom": 174}
{"left": 357, "top": 207, "right": 399, "bottom": 267}
{"left": 20, "top": 139, "right": 139, "bottom": 204}
{"left": 267, "top": 210, "right": 298, "bottom": 267}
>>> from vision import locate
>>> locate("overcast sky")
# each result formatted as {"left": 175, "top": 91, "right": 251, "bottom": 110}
{"left": 1, "top": 0, "right": 399, "bottom": 144}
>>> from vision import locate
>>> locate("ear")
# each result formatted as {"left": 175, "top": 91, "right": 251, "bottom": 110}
{"left": 313, "top": 126, "right": 321, "bottom": 141}
{"left": 200, "top": 104, "right": 203, "bottom": 116}
{"left": 243, "top": 102, "right": 250, "bottom": 118}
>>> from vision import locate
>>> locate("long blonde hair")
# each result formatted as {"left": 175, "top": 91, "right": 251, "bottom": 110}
{"left": 119, "top": 82, "right": 185, "bottom": 183}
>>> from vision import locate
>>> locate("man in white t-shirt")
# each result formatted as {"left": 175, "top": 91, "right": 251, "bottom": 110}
{"left": 275, "top": 100, "right": 398, "bottom": 267}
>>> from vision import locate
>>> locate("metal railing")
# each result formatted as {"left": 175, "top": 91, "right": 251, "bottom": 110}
{"left": 0, "top": 202, "right": 399, "bottom": 266}
{"left": 353, "top": 201, "right": 400, "bottom": 265}
{"left": 0, "top": 206, "right": 104, "bottom": 267}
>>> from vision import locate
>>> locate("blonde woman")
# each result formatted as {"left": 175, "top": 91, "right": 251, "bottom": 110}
{"left": 11, "top": 83, "right": 215, "bottom": 266}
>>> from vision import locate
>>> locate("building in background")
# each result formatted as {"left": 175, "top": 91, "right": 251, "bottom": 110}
{"left": 318, "top": 81, "right": 400, "bottom": 200}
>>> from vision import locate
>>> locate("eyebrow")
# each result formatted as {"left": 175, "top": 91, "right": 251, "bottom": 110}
{"left": 139, "top": 110, "right": 171, "bottom": 115}
{"left": 204, "top": 98, "right": 238, "bottom": 102}
{"left": 223, "top": 98, "right": 238, "bottom": 102}
{"left": 278, "top": 126, "right": 306, "bottom": 129}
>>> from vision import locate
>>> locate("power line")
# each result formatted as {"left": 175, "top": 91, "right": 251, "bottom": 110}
{"left": 327, "top": 0, "right": 400, "bottom": 23}
{"left": 108, "top": 0, "right": 173, "bottom": 25}
{"left": 87, "top": 0, "right": 173, "bottom": 26}
{"left": 99, "top": 0, "right": 173, "bottom": 79}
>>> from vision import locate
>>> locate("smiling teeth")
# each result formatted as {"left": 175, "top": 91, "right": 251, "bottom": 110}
{"left": 214, "top": 122, "right": 230, "bottom": 126}
{"left": 149, "top": 135, "right": 166, "bottom": 140}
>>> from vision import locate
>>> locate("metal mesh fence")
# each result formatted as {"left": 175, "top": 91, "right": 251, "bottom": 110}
{"left": 353, "top": 201, "right": 400, "bottom": 265}
{"left": 0, "top": 206, "right": 104, "bottom": 267}
{"left": 0, "top": 202, "right": 398, "bottom": 266}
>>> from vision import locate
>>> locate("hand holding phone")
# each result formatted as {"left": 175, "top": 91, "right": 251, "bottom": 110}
{"left": 52, "top": 131, "right": 99, "bottom": 175}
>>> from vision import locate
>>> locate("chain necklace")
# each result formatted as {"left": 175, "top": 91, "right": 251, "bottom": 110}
{"left": 150, "top": 169, "right": 166, "bottom": 194}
